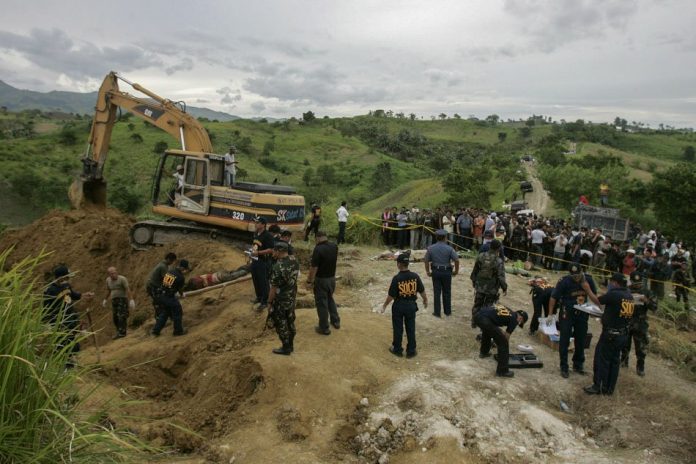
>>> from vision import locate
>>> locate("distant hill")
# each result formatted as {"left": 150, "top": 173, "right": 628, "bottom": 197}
{"left": 0, "top": 79, "right": 240, "bottom": 121}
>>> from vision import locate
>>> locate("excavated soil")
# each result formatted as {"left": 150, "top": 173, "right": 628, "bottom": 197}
{"left": 2, "top": 208, "right": 695, "bottom": 463}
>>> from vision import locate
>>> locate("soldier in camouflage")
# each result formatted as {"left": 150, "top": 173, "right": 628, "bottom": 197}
{"left": 621, "top": 271, "right": 658, "bottom": 376}
{"left": 267, "top": 241, "right": 300, "bottom": 355}
{"left": 469, "top": 240, "right": 507, "bottom": 328}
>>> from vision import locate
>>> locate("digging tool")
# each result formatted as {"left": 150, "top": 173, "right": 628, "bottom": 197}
{"left": 85, "top": 308, "right": 101, "bottom": 363}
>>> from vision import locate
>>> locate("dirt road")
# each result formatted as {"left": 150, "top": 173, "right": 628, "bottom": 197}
{"left": 523, "top": 162, "right": 550, "bottom": 216}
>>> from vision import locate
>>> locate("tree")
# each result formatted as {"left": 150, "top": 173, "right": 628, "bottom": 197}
{"left": 485, "top": 114, "right": 499, "bottom": 126}
{"left": 453, "top": 113, "right": 461, "bottom": 119}
{"left": 683, "top": 145, "right": 695, "bottom": 162}
{"left": 519, "top": 126, "right": 532, "bottom": 138}
{"left": 651, "top": 164, "right": 696, "bottom": 242}
{"left": 262, "top": 139, "right": 275, "bottom": 156}
{"left": 371, "top": 162, "right": 393, "bottom": 195}
{"left": 316, "top": 165, "right": 336, "bottom": 184}
{"left": 153, "top": 141, "right": 168, "bottom": 153}
{"left": 302, "top": 111, "right": 316, "bottom": 122}
{"left": 438, "top": 113, "right": 447, "bottom": 120}
{"left": 497, "top": 132, "right": 507, "bottom": 143}
{"left": 443, "top": 167, "right": 492, "bottom": 209}
{"left": 58, "top": 127, "right": 77, "bottom": 145}
{"left": 130, "top": 133, "right": 143, "bottom": 143}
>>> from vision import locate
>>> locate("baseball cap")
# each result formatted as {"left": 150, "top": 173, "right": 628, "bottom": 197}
{"left": 435, "top": 229, "right": 447, "bottom": 237}
{"left": 273, "top": 241, "right": 289, "bottom": 251}
{"left": 569, "top": 263, "right": 582, "bottom": 275}
{"left": 611, "top": 272, "right": 627, "bottom": 286}
{"left": 396, "top": 253, "right": 410, "bottom": 264}
{"left": 54, "top": 265, "right": 70, "bottom": 278}
{"left": 517, "top": 310, "right": 529, "bottom": 328}
{"left": 176, "top": 164, "right": 183, "bottom": 170}
{"left": 178, "top": 259, "right": 190, "bottom": 270}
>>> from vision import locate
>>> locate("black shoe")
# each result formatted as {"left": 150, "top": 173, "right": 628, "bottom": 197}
{"left": 637, "top": 367, "right": 645, "bottom": 377}
{"left": 496, "top": 371, "right": 514, "bottom": 378}
{"left": 479, "top": 352, "right": 492, "bottom": 359}
{"left": 620, "top": 358, "right": 628, "bottom": 368}
{"left": 272, "top": 346, "right": 292, "bottom": 355}
{"left": 173, "top": 329, "right": 187, "bottom": 336}
{"left": 315, "top": 326, "right": 331, "bottom": 335}
{"left": 561, "top": 370, "right": 569, "bottom": 379}
{"left": 529, "top": 329, "right": 537, "bottom": 336}
{"left": 256, "top": 304, "right": 268, "bottom": 311}
{"left": 331, "top": 321, "right": 341, "bottom": 329}
{"left": 431, "top": 312, "right": 441, "bottom": 318}
{"left": 475, "top": 334, "right": 482, "bottom": 341}
{"left": 150, "top": 331, "right": 160, "bottom": 337}
{"left": 573, "top": 367, "right": 586, "bottom": 375}
{"left": 406, "top": 351, "right": 417, "bottom": 358}
{"left": 583, "top": 384, "right": 601, "bottom": 395}
{"left": 389, "top": 346, "right": 403, "bottom": 357}
{"left": 112, "top": 333, "right": 126, "bottom": 339}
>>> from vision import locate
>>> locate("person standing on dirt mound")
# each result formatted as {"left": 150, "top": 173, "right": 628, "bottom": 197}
{"left": 474, "top": 304, "right": 528, "bottom": 378}
{"left": 147, "top": 252, "right": 177, "bottom": 319}
{"left": 307, "top": 230, "right": 340, "bottom": 334}
{"left": 102, "top": 267, "right": 135, "bottom": 339}
{"left": 304, "top": 203, "right": 322, "bottom": 241}
{"left": 151, "top": 259, "right": 190, "bottom": 337}
{"left": 584, "top": 273, "right": 634, "bottom": 395}
{"left": 267, "top": 241, "right": 300, "bottom": 355}
{"left": 424, "top": 229, "right": 459, "bottom": 318}
{"left": 43, "top": 265, "right": 94, "bottom": 368}
{"left": 547, "top": 263, "right": 600, "bottom": 379}
{"left": 381, "top": 253, "right": 427, "bottom": 358}
{"left": 251, "top": 218, "right": 275, "bottom": 311}
{"left": 470, "top": 240, "right": 507, "bottom": 328}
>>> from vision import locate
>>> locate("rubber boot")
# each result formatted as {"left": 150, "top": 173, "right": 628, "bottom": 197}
{"left": 272, "top": 343, "right": 292, "bottom": 355}
{"left": 288, "top": 334, "right": 295, "bottom": 353}
{"left": 636, "top": 359, "right": 645, "bottom": 377}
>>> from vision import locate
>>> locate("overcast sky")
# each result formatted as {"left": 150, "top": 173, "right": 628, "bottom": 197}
{"left": 1, "top": 0, "right": 694, "bottom": 126}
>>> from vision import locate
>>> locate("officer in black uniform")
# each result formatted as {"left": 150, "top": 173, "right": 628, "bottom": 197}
{"left": 382, "top": 253, "right": 428, "bottom": 358}
{"left": 251, "top": 217, "right": 275, "bottom": 310}
{"left": 474, "top": 304, "right": 528, "bottom": 377}
{"left": 548, "top": 263, "right": 600, "bottom": 378}
{"left": 584, "top": 273, "right": 634, "bottom": 395}
{"left": 151, "top": 259, "right": 190, "bottom": 336}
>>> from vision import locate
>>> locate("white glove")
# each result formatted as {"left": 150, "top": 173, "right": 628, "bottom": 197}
{"left": 546, "top": 314, "right": 556, "bottom": 327}
{"left": 128, "top": 299, "right": 136, "bottom": 310}
{"left": 102, "top": 299, "right": 107, "bottom": 308}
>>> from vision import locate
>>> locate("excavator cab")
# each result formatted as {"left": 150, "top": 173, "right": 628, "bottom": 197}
{"left": 153, "top": 151, "right": 212, "bottom": 215}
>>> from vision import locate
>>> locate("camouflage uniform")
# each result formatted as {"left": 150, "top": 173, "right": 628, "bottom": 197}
{"left": 270, "top": 255, "right": 300, "bottom": 350}
{"left": 111, "top": 297, "right": 129, "bottom": 336}
{"left": 621, "top": 281, "right": 657, "bottom": 375}
{"left": 469, "top": 249, "right": 507, "bottom": 327}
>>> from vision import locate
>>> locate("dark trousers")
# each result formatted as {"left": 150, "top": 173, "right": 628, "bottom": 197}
{"left": 431, "top": 269, "right": 452, "bottom": 316}
{"left": 111, "top": 297, "right": 129, "bottom": 336}
{"left": 593, "top": 330, "right": 627, "bottom": 394}
{"left": 147, "top": 285, "right": 164, "bottom": 319}
{"left": 152, "top": 298, "right": 184, "bottom": 335}
{"left": 621, "top": 317, "right": 648, "bottom": 368}
{"left": 251, "top": 259, "right": 269, "bottom": 304}
{"left": 337, "top": 222, "right": 346, "bottom": 244}
{"left": 398, "top": 226, "right": 409, "bottom": 249}
{"left": 305, "top": 219, "right": 320, "bottom": 240}
{"left": 314, "top": 277, "right": 339, "bottom": 330}
{"left": 271, "top": 303, "right": 296, "bottom": 346}
{"left": 475, "top": 314, "right": 510, "bottom": 374}
{"left": 530, "top": 290, "right": 551, "bottom": 333}
{"left": 471, "top": 291, "right": 498, "bottom": 328}
{"left": 391, "top": 305, "right": 417, "bottom": 354}
{"left": 461, "top": 229, "right": 472, "bottom": 250}
{"left": 558, "top": 308, "right": 588, "bottom": 371}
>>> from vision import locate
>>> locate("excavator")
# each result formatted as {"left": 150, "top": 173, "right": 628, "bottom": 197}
{"left": 69, "top": 72, "right": 305, "bottom": 249}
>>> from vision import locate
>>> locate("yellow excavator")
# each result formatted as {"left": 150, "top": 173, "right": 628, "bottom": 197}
{"left": 69, "top": 72, "right": 305, "bottom": 249}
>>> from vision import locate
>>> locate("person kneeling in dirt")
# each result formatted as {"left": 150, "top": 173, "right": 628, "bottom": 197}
{"left": 151, "top": 259, "right": 190, "bottom": 337}
{"left": 381, "top": 253, "right": 428, "bottom": 358}
{"left": 267, "top": 241, "right": 300, "bottom": 355}
{"left": 147, "top": 252, "right": 177, "bottom": 320}
{"left": 102, "top": 267, "right": 135, "bottom": 339}
{"left": 584, "top": 273, "right": 634, "bottom": 395}
{"left": 43, "top": 265, "right": 94, "bottom": 368}
{"left": 474, "top": 304, "right": 528, "bottom": 377}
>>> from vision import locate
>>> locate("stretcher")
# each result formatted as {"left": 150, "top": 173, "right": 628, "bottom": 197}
{"left": 493, "top": 353, "right": 544, "bottom": 369}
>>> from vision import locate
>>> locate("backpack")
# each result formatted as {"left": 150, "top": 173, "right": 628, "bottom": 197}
{"left": 478, "top": 252, "right": 499, "bottom": 280}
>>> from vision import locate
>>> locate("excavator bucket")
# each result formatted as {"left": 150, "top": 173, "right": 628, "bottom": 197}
{"left": 69, "top": 177, "right": 107, "bottom": 209}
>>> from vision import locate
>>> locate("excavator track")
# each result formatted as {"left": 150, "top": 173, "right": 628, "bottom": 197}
{"left": 129, "top": 219, "right": 250, "bottom": 250}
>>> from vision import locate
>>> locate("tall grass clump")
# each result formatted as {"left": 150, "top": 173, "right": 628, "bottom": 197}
{"left": 0, "top": 250, "right": 152, "bottom": 463}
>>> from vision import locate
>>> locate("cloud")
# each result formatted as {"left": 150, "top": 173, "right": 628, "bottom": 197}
{"left": 216, "top": 86, "right": 242, "bottom": 104}
{"left": 244, "top": 63, "right": 389, "bottom": 106}
{"left": 165, "top": 57, "right": 194, "bottom": 75}
{"left": 424, "top": 69, "right": 464, "bottom": 87}
{"left": 250, "top": 101, "right": 266, "bottom": 112}
{"left": 0, "top": 28, "right": 161, "bottom": 79}
{"left": 238, "top": 36, "right": 327, "bottom": 58}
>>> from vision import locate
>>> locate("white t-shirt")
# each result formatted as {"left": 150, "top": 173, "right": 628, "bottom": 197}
{"left": 531, "top": 229, "right": 547, "bottom": 244}
{"left": 336, "top": 206, "right": 349, "bottom": 223}
{"left": 173, "top": 172, "right": 184, "bottom": 189}
{"left": 224, "top": 153, "right": 236, "bottom": 175}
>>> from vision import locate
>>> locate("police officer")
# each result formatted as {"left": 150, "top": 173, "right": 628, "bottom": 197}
{"left": 146, "top": 252, "right": 177, "bottom": 319}
{"left": 151, "top": 259, "right": 190, "bottom": 337}
{"left": 470, "top": 239, "right": 507, "bottom": 327}
{"left": 43, "top": 265, "right": 94, "bottom": 368}
{"left": 304, "top": 203, "right": 322, "bottom": 241}
{"left": 474, "top": 304, "right": 528, "bottom": 378}
{"left": 584, "top": 273, "right": 634, "bottom": 395}
{"left": 382, "top": 253, "right": 428, "bottom": 358}
{"left": 548, "top": 263, "right": 600, "bottom": 378}
{"left": 251, "top": 217, "right": 275, "bottom": 311}
{"left": 621, "top": 272, "right": 657, "bottom": 376}
{"left": 267, "top": 241, "right": 300, "bottom": 355}
{"left": 424, "top": 229, "right": 459, "bottom": 317}
{"left": 529, "top": 278, "right": 556, "bottom": 336}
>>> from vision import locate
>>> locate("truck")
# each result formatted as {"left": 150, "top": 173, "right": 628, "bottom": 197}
{"left": 69, "top": 72, "right": 305, "bottom": 249}
{"left": 572, "top": 204, "right": 630, "bottom": 241}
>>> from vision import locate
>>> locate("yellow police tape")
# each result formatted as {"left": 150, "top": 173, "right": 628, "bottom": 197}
{"left": 350, "top": 213, "right": 695, "bottom": 294}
